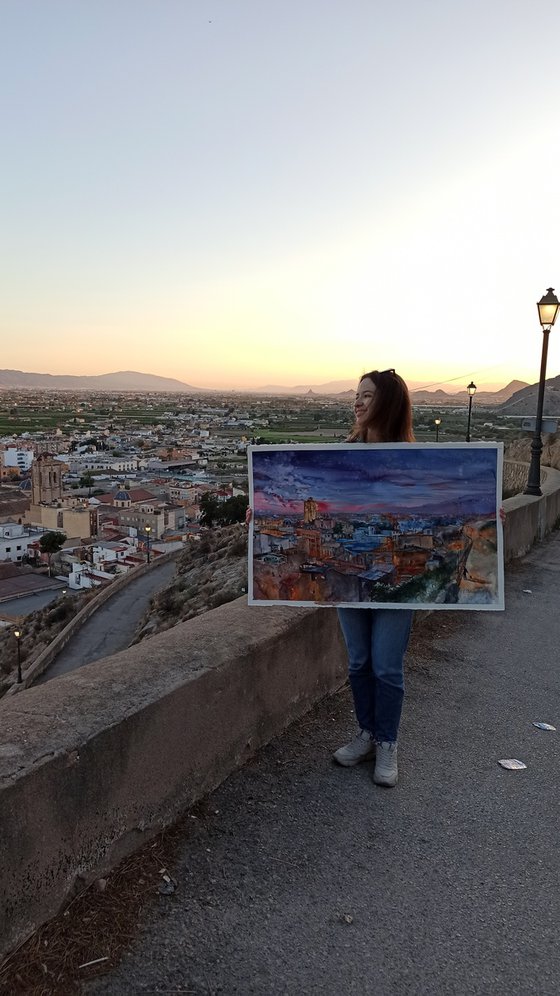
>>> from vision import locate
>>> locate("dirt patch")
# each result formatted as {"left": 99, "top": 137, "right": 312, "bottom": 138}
{"left": 0, "top": 806, "right": 211, "bottom": 995}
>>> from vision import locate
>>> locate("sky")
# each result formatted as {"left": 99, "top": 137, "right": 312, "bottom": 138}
{"left": 2, "top": 0, "right": 560, "bottom": 391}
{"left": 252, "top": 445, "right": 497, "bottom": 516}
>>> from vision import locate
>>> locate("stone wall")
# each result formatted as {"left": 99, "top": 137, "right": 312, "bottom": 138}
{"left": 502, "top": 463, "right": 560, "bottom": 559}
{"left": 503, "top": 459, "right": 547, "bottom": 498}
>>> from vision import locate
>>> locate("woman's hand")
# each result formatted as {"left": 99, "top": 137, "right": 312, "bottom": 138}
{"left": 245, "top": 506, "right": 253, "bottom": 526}
{"left": 499, "top": 506, "right": 506, "bottom": 524}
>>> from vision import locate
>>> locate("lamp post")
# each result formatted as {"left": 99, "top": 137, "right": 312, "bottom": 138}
{"left": 466, "top": 382, "right": 477, "bottom": 442}
{"left": 525, "top": 287, "right": 560, "bottom": 495}
{"left": 14, "top": 628, "right": 22, "bottom": 684}
{"left": 434, "top": 418, "right": 441, "bottom": 442}
{"left": 145, "top": 525, "right": 151, "bottom": 564}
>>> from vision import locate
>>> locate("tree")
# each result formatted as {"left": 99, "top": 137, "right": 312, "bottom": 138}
{"left": 79, "top": 471, "right": 95, "bottom": 495}
{"left": 39, "top": 531, "right": 66, "bottom": 577}
{"left": 218, "top": 495, "right": 249, "bottom": 525}
{"left": 199, "top": 493, "right": 221, "bottom": 527}
{"left": 199, "top": 493, "right": 248, "bottom": 527}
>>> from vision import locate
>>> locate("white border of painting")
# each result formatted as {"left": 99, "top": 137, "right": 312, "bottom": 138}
{"left": 248, "top": 441, "right": 504, "bottom": 611}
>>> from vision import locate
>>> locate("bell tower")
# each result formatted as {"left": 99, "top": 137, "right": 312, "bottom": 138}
{"left": 31, "top": 454, "right": 63, "bottom": 505}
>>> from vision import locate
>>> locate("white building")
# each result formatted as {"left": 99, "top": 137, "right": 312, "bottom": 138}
{"left": 91, "top": 539, "right": 137, "bottom": 568}
{"left": 0, "top": 522, "right": 43, "bottom": 563}
{"left": 65, "top": 455, "right": 139, "bottom": 474}
{"left": 1, "top": 446, "right": 34, "bottom": 473}
{"left": 68, "top": 564, "right": 115, "bottom": 590}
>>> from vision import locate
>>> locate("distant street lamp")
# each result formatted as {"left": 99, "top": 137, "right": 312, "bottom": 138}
{"left": 525, "top": 287, "right": 560, "bottom": 495}
{"left": 466, "top": 382, "right": 477, "bottom": 442}
{"left": 14, "top": 628, "right": 22, "bottom": 684}
{"left": 434, "top": 418, "right": 441, "bottom": 442}
{"left": 145, "top": 525, "right": 151, "bottom": 564}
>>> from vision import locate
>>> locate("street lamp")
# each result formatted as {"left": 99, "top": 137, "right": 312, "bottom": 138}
{"left": 14, "top": 629, "right": 22, "bottom": 684}
{"left": 145, "top": 525, "right": 151, "bottom": 564}
{"left": 525, "top": 287, "right": 560, "bottom": 495}
{"left": 466, "top": 382, "right": 477, "bottom": 442}
{"left": 434, "top": 418, "right": 441, "bottom": 442}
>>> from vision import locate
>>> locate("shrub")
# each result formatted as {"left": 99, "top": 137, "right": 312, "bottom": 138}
{"left": 46, "top": 605, "right": 68, "bottom": 626}
{"left": 228, "top": 537, "right": 247, "bottom": 557}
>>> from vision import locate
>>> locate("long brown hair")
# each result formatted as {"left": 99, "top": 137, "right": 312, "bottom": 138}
{"left": 349, "top": 369, "right": 414, "bottom": 442}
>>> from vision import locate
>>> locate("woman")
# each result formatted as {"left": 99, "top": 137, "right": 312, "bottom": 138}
{"left": 333, "top": 368, "right": 414, "bottom": 788}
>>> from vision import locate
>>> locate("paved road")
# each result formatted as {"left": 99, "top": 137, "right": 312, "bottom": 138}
{"left": 36, "top": 560, "right": 177, "bottom": 684}
{"left": 0, "top": 587, "right": 69, "bottom": 620}
{"left": 87, "top": 533, "right": 560, "bottom": 996}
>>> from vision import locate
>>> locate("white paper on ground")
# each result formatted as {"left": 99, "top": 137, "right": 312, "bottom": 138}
{"left": 498, "top": 758, "right": 527, "bottom": 770}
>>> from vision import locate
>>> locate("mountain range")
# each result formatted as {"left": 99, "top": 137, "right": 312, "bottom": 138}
{"left": 256, "top": 378, "right": 529, "bottom": 398}
{"left": 408, "top": 380, "right": 528, "bottom": 406}
{"left": 277, "top": 379, "right": 529, "bottom": 405}
{"left": 0, "top": 369, "right": 201, "bottom": 392}
{"left": 1, "top": 369, "right": 559, "bottom": 413}
{"left": 498, "top": 374, "right": 560, "bottom": 416}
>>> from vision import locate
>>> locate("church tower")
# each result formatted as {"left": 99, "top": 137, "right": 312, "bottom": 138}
{"left": 31, "top": 453, "right": 63, "bottom": 505}
{"left": 303, "top": 497, "right": 318, "bottom": 523}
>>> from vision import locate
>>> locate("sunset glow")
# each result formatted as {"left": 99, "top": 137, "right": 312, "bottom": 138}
{"left": 2, "top": 1, "right": 560, "bottom": 391}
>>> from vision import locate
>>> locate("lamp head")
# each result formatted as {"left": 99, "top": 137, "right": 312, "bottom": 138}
{"left": 145, "top": 525, "right": 151, "bottom": 534}
{"left": 434, "top": 418, "right": 441, "bottom": 426}
{"left": 467, "top": 382, "right": 477, "bottom": 397}
{"left": 537, "top": 287, "right": 560, "bottom": 329}
{"left": 14, "top": 629, "right": 20, "bottom": 639}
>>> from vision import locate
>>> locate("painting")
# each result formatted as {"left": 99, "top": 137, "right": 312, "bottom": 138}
{"left": 248, "top": 442, "right": 504, "bottom": 610}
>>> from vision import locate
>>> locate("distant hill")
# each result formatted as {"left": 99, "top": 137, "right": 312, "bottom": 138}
{"left": 0, "top": 369, "right": 202, "bottom": 392}
{"left": 257, "top": 378, "right": 529, "bottom": 401}
{"left": 258, "top": 378, "right": 460, "bottom": 394}
{"left": 411, "top": 380, "right": 530, "bottom": 406}
{"left": 0, "top": 368, "right": 537, "bottom": 401}
{"left": 257, "top": 379, "right": 359, "bottom": 395}
{"left": 499, "top": 375, "right": 560, "bottom": 415}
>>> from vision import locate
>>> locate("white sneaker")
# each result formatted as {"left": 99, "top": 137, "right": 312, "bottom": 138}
{"left": 333, "top": 730, "right": 375, "bottom": 767}
{"left": 373, "top": 741, "right": 398, "bottom": 787}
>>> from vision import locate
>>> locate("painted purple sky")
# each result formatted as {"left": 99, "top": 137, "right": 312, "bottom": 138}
{"left": 251, "top": 445, "right": 499, "bottom": 517}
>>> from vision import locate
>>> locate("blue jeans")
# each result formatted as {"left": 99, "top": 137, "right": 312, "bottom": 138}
{"left": 337, "top": 608, "right": 413, "bottom": 744}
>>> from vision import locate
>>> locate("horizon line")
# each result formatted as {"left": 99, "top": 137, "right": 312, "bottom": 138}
{"left": 0, "top": 365, "right": 544, "bottom": 396}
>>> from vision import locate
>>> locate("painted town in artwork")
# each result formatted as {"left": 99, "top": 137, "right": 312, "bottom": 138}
{"left": 249, "top": 443, "right": 504, "bottom": 610}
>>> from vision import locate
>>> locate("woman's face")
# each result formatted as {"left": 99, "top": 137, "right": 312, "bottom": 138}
{"left": 354, "top": 377, "right": 376, "bottom": 430}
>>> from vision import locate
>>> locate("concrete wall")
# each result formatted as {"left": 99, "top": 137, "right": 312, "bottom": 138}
{"left": 502, "top": 462, "right": 560, "bottom": 560}
{"left": 0, "top": 600, "right": 347, "bottom": 960}
{"left": 2, "top": 468, "right": 560, "bottom": 960}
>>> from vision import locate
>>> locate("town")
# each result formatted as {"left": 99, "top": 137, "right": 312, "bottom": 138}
{"left": 253, "top": 497, "right": 498, "bottom": 606}
{"left": 0, "top": 384, "right": 534, "bottom": 602}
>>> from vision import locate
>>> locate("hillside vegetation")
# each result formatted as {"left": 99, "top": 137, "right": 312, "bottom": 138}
{"left": 0, "top": 590, "right": 94, "bottom": 692}
{"left": 133, "top": 524, "right": 248, "bottom": 643}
